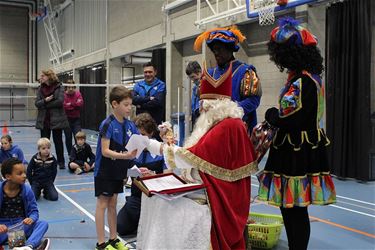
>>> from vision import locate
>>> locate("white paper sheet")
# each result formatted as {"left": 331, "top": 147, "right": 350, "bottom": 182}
{"left": 125, "top": 134, "right": 150, "bottom": 158}
{"left": 127, "top": 165, "right": 142, "bottom": 177}
{"left": 142, "top": 175, "right": 202, "bottom": 193}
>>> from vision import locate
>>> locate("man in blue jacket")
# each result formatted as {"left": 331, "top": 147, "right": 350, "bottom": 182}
{"left": 133, "top": 62, "right": 166, "bottom": 125}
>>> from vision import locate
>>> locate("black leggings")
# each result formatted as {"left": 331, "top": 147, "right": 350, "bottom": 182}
{"left": 280, "top": 206, "right": 310, "bottom": 250}
{"left": 40, "top": 128, "right": 64, "bottom": 164}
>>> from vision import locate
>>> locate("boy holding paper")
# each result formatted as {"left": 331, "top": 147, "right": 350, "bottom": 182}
{"left": 94, "top": 86, "right": 138, "bottom": 250}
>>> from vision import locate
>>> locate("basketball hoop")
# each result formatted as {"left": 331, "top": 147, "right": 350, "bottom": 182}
{"left": 257, "top": 0, "right": 277, "bottom": 26}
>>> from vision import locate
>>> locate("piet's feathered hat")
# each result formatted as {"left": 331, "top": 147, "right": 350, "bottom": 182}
{"left": 270, "top": 17, "right": 317, "bottom": 46}
{"left": 194, "top": 26, "right": 246, "bottom": 52}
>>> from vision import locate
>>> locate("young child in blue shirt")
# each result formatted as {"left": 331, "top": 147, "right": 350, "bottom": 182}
{"left": 0, "top": 135, "right": 28, "bottom": 169}
{"left": 94, "top": 85, "right": 138, "bottom": 250}
{"left": 27, "top": 138, "right": 58, "bottom": 201}
{"left": 0, "top": 158, "right": 50, "bottom": 250}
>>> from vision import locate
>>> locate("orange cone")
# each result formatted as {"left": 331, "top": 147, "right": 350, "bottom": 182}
{"left": 2, "top": 121, "right": 9, "bottom": 135}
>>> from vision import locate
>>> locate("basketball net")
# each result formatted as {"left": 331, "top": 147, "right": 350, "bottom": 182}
{"left": 258, "top": 0, "right": 277, "bottom": 26}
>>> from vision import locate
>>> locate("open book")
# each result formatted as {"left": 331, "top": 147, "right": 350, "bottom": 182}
{"left": 133, "top": 173, "right": 205, "bottom": 197}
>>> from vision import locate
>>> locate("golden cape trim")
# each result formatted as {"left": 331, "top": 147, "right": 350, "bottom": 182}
{"left": 164, "top": 146, "right": 177, "bottom": 170}
{"left": 176, "top": 148, "right": 258, "bottom": 182}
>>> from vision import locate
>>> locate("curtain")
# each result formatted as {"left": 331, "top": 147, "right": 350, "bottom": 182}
{"left": 326, "top": 0, "right": 373, "bottom": 180}
{"left": 79, "top": 67, "right": 106, "bottom": 131}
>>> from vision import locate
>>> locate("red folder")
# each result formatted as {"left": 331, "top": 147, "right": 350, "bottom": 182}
{"left": 133, "top": 172, "right": 205, "bottom": 197}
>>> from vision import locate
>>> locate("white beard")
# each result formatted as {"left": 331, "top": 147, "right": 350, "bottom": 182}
{"left": 184, "top": 98, "right": 244, "bottom": 148}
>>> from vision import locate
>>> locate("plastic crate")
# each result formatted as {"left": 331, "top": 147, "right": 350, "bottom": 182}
{"left": 247, "top": 212, "right": 284, "bottom": 249}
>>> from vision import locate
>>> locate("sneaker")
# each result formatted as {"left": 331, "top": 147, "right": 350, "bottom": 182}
{"left": 95, "top": 242, "right": 116, "bottom": 250}
{"left": 13, "top": 246, "right": 33, "bottom": 250}
{"left": 74, "top": 168, "right": 83, "bottom": 175}
{"left": 36, "top": 238, "right": 50, "bottom": 250}
{"left": 109, "top": 239, "right": 128, "bottom": 250}
{"left": 59, "top": 163, "right": 66, "bottom": 169}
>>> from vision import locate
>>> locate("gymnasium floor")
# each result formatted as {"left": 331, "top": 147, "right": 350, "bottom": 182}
{"left": 2, "top": 122, "right": 375, "bottom": 250}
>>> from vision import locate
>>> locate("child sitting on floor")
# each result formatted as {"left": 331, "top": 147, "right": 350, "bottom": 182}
{"left": 0, "top": 158, "right": 50, "bottom": 250}
{"left": 27, "top": 138, "right": 58, "bottom": 201}
{"left": 68, "top": 131, "right": 95, "bottom": 175}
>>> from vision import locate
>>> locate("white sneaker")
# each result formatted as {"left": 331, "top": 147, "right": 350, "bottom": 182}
{"left": 74, "top": 168, "right": 83, "bottom": 175}
{"left": 13, "top": 246, "right": 33, "bottom": 250}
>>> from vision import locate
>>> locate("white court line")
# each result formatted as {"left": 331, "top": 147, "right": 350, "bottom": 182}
{"left": 56, "top": 186, "right": 129, "bottom": 245}
{"left": 56, "top": 182, "right": 94, "bottom": 187}
{"left": 55, "top": 186, "right": 128, "bottom": 245}
{"left": 329, "top": 205, "right": 375, "bottom": 218}
{"left": 55, "top": 186, "right": 107, "bottom": 230}
{"left": 250, "top": 183, "right": 375, "bottom": 218}
{"left": 337, "top": 200, "right": 375, "bottom": 211}
{"left": 336, "top": 195, "right": 375, "bottom": 206}
{"left": 251, "top": 175, "right": 375, "bottom": 206}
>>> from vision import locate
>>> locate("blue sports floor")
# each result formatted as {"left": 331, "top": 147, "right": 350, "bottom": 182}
{"left": 2, "top": 122, "right": 375, "bottom": 250}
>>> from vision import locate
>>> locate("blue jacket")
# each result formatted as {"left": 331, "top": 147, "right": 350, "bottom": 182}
{"left": 0, "top": 145, "right": 28, "bottom": 165}
{"left": 0, "top": 181, "right": 39, "bottom": 222}
{"left": 208, "top": 60, "right": 261, "bottom": 130}
{"left": 27, "top": 153, "right": 57, "bottom": 184}
{"left": 133, "top": 78, "right": 166, "bottom": 124}
{"left": 191, "top": 82, "right": 200, "bottom": 116}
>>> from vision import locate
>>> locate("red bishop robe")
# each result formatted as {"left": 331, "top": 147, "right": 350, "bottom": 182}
{"left": 175, "top": 117, "right": 257, "bottom": 250}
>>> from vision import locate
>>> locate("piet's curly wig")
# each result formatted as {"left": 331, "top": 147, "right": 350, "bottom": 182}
{"left": 267, "top": 41, "right": 324, "bottom": 75}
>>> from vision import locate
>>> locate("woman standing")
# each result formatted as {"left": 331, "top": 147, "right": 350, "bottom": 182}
{"left": 257, "top": 17, "right": 336, "bottom": 250}
{"left": 35, "top": 69, "right": 69, "bottom": 169}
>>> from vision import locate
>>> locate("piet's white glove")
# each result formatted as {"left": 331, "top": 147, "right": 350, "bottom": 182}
{"left": 147, "top": 139, "right": 163, "bottom": 156}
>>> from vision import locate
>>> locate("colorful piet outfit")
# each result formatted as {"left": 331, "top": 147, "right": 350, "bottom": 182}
{"left": 258, "top": 17, "right": 336, "bottom": 209}
{"left": 194, "top": 26, "right": 262, "bottom": 131}
{"left": 258, "top": 70, "right": 336, "bottom": 207}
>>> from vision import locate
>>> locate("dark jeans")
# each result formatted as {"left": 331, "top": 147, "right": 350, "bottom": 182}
{"left": 117, "top": 196, "right": 141, "bottom": 236}
{"left": 64, "top": 118, "right": 81, "bottom": 156}
{"left": 31, "top": 181, "right": 58, "bottom": 201}
{"left": 40, "top": 128, "right": 64, "bottom": 165}
{"left": 280, "top": 206, "right": 310, "bottom": 250}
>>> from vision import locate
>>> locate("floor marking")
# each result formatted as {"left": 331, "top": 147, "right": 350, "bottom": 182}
{"left": 336, "top": 195, "right": 375, "bottom": 206}
{"left": 309, "top": 215, "right": 375, "bottom": 239}
{"left": 328, "top": 204, "right": 375, "bottom": 218}
{"left": 55, "top": 186, "right": 128, "bottom": 245}
{"left": 55, "top": 187, "right": 109, "bottom": 232}
{"left": 337, "top": 200, "right": 375, "bottom": 211}
{"left": 56, "top": 182, "right": 94, "bottom": 187}
{"left": 62, "top": 187, "right": 94, "bottom": 193}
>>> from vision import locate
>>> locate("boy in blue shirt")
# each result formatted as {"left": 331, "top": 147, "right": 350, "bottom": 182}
{"left": 94, "top": 86, "right": 138, "bottom": 250}
{"left": 0, "top": 158, "right": 49, "bottom": 250}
